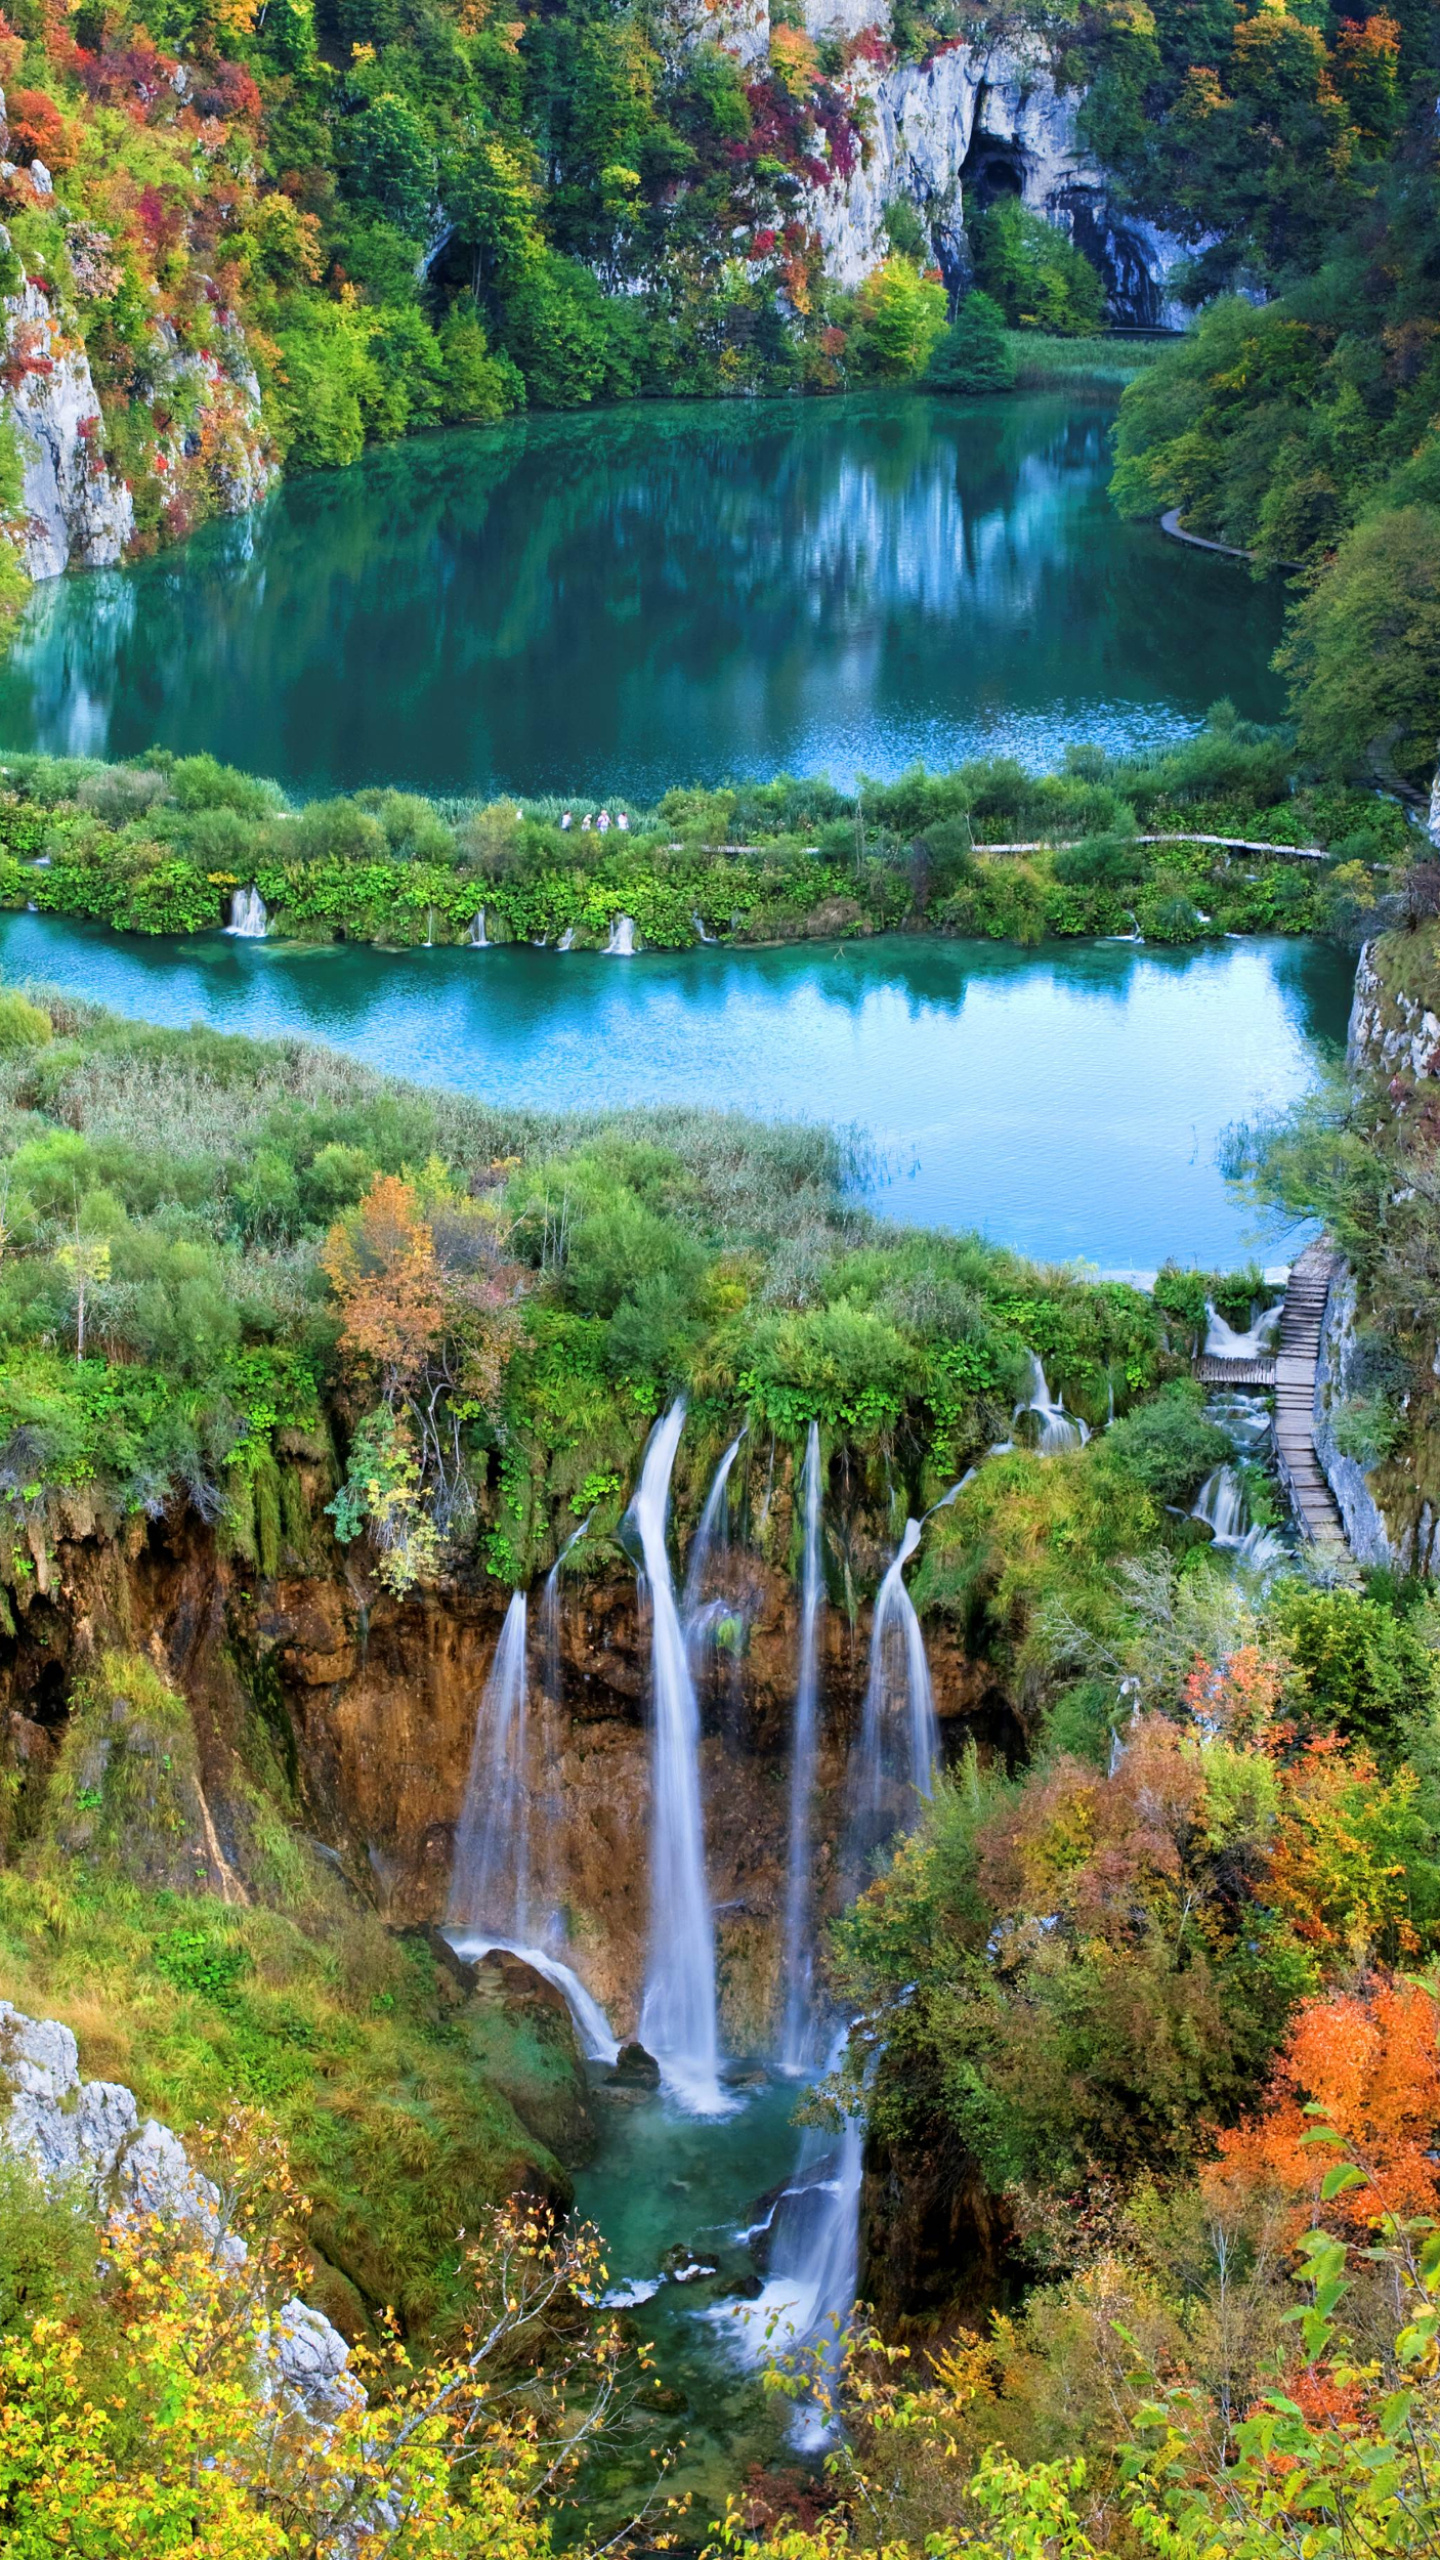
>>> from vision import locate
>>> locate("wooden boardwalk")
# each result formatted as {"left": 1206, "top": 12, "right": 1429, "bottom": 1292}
{"left": 1272, "top": 1243, "right": 1348, "bottom": 1553}
{"left": 1195, "top": 1353, "right": 1276, "bottom": 1389}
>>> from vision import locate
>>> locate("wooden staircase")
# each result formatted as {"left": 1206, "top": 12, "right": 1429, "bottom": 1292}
{"left": 1272, "top": 1242, "right": 1348, "bottom": 1554}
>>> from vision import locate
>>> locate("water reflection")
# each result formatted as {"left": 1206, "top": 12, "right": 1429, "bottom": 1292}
{"left": 0, "top": 911, "right": 1351, "bottom": 1267}
{"left": 0, "top": 394, "right": 1286, "bottom": 799}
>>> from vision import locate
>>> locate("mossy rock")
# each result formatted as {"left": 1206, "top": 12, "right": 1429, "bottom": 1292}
{"left": 43, "top": 1650, "right": 216, "bottom": 1894}
{"left": 458, "top": 1948, "right": 596, "bottom": 2167}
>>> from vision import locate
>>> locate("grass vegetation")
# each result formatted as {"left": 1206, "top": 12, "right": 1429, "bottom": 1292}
{"left": 0, "top": 709, "right": 1415, "bottom": 953}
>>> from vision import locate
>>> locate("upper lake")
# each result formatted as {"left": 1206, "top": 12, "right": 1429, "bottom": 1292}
{"left": 0, "top": 393, "right": 1286, "bottom": 801}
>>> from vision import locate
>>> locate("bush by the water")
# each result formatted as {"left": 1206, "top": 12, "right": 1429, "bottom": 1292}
{"left": 925, "top": 292, "right": 1017, "bottom": 393}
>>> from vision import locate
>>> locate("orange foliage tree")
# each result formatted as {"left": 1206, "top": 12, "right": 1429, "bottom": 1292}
{"left": 1205, "top": 1976, "right": 1440, "bottom": 2237}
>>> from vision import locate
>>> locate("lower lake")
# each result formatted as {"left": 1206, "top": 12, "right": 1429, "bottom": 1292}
{"left": 0, "top": 912, "right": 1352, "bottom": 1269}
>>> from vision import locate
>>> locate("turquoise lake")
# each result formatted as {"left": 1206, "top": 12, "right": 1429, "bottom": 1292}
{"left": 0, "top": 912, "right": 1351, "bottom": 1268}
{"left": 0, "top": 392, "right": 1286, "bottom": 799}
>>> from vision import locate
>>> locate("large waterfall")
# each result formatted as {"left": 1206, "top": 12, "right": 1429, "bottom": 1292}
{"left": 224, "top": 884, "right": 268, "bottom": 938}
{"left": 632, "top": 1399, "right": 724, "bottom": 2114}
{"left": 846, "top": 1518, "right": 938, "bottom": 1886}
{"left": 779, "top": 1422, "right": 824, "bottom": 2074}
{"left": 446, "top": 1586, "right": 619, "bottom": 2065}
{"left": 604, "top": 914, "right": 637, "bottom": 956}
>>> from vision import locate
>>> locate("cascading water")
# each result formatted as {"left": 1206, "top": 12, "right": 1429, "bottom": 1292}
{"left": 846, "top": 1518, "right": 938, "bottom": 1887}
{"left": 716, "top": 2024, "right": 864, "bottom": 2442}
{"left": 468, "top": 908, "right": 489, "bottom": 947}
{"left": 780, "top": 1422, "right": 824, "bottom": 2074}
{"left": 1204, "top": 1299, "right": 1281, "bottom": 1361}
{"left": 631, "top": 1400, "right": 724, "bottom": 2114}
{"left": 604, "top": 914, "right": 637, "bottom": 956}
{"left": 1018, "top": 1353, "right": 1088, "bottom": 1453}
{"left": 224, "top": 884, "right": 267, "bottom": 938}
{"left": 682, "top": 1431, "right": 744, "bottom": 1680}
{"left": 447, "top": 1590, "right": 533, "bottom": 1944}
{"left": 1193, "top": 1464, "right": 1286, "bottom": 1571}
{"left": 557, "top": 927, "right": 575, "bottom": 952}
{"left": 445, "top": 1584, "right": 620, "bottom": 2064}
{"left": 692, "top": 913, "right": 716, "bottom": 944}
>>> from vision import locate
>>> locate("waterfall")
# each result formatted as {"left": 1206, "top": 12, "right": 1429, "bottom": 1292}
{"left": 846, "top": 1519, "right": 937, "bottom": 1887}
{"left": 715, "top": 2024, "right": 864, "bottom": 2440}
{"left": 631, "top": 1399, "right": 724, "bottom": 2114}
{"left": 468, "top": 909, "right": 488, "bottom": 947}
{"left": 1193, "top": 1464, "right": 1286, "bottom": 1571}
{"left": 557, "top": 926, "right": 575, "bottom": 952}
{"left": 224, "top": 884, "right": 267, "bottom": 939}
{"left": 1017, "top": 1353, "right": 1088, "bottom": 1454}
{"left": 604, "top": 914, "right": 637, "bottom": 956}
{"left": 780, "top": 1423, "right": 824, "bottom": 2074}
{"left": 682, "top": 1431, "right": 744, "bottom": 1676}
{"left": 445, "top": 1579, "right": 620, "bottom": 2063}
{"left": 692, "top": 912, "right": 717, "bottom": 944}
{"left": 447, "top": 1591, "right": 533, "bottom": 1944}
{"left": 534, "top": 1514, "right": 589, "bottom": 1947}
{"left": 1204, "top": 1299, "right": 1280, "bottom": 1361}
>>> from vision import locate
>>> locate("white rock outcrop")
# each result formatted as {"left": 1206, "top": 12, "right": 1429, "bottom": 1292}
{"left": 1348, "top": 937, "right": 1440, "bottom": 1082}
{"left": 2, "top": 264, "right": 135, "bottom": 579}
{"left": 0, "top": 2001, "right": 356, "bottom": 2426}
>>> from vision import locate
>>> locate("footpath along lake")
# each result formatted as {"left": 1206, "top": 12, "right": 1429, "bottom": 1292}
{"left": 0, "top": 393, "right": 1286, "bottom": 798}
{"left": 0, "top": 912, "right": 1350, "bottom": 1268}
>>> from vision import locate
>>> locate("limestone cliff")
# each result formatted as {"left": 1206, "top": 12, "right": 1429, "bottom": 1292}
{"left": 0, "top": 83, "right": 271, "bottom": 586}
{"left": 700, "top": 0, "right": 1188, "bottom": 319}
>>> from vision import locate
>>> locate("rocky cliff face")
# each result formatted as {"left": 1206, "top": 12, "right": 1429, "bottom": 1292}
{"left": 804, "top": 32, "right": 1186, "bottom": 321}
{"left": 0, "top": 1492, "right": 1002, "bottom": 2057}
{"left": 0, "top": 84, "right": 271, "bottom": 587}
{"left": 1312, "top": 936, "right": 1440, "bottom": 1572}
{"left": 701, "top": 0, "right": 1187, "bottom": 321}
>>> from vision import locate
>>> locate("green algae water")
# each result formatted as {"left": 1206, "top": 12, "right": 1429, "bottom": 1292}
{"left": 0, "top": 393, "right": 1285, "bottom": 800}
{"left": 0, "top": 912, "right": 1350, "bottom": 1267}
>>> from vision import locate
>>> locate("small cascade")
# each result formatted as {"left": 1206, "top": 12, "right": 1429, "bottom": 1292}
{"left": 1193, "top": 1464, "right": 1286, "bottom": 1571}
{"left": 535, "top": 1514, "right": 590, "bottom": 1944}
{"left": 468, "top": 909, "right": 489, "bottom": 947}
{"left": 445, "top": 1577, "right": 621, "bottom": 2061}
{"left": 604, "top": 914, "right": 637, "bottom": 957}
{"left": 1204, "top": 1299, "right": 1281, "bottom": 1361}
{"left": 1017, "top": 1353, "right": 1089, "bottom": 1454}
{"left": 692, "top": 913, "right": 717, "bottom": 944}
{"left": 556, "top": 926, "right": 575, "bottom": 952}
{"left": 717, "top": 2026, "right": 864, "bottom": 2439}
{"left": 447, "top": 1591, "right": 533, "bottom": 1943}
{"left": 630, "top": 1400, "right": 724, "bottom": 2114}
{"left": 425, "top": 906, "right": 435, "bottom": 947}
{"left": 780, "top": 1422, "right": 824, "bottom": 2074}
{"left": 224, "top": 884, "right": 268, "bottom": 939}
{"left": 445, "top": 1930, "right": 619, "bottom": 2065}
{"left": 682, "top": 1432, "right": 745, "bottom": 1683}
{"left": 846, "top": 1518, "right": 938, "bottom": 1888}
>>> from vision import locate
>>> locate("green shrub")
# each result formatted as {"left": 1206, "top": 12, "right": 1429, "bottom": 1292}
{"left": 924, "top": 291, "right": 1017, "bottom": 392}
{"left": 973, "top": 200, "right": 1107, "bottom": 335}
{"left": 0, "top": 993, "right": 52, "bottom": 1054}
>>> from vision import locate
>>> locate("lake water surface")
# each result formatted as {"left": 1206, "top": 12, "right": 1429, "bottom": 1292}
{"left": 0, "top": 912, "right": 1350, "bottom": 1268}
{"left": 0, "top": 394, "right": 1286, "bottom": 799}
